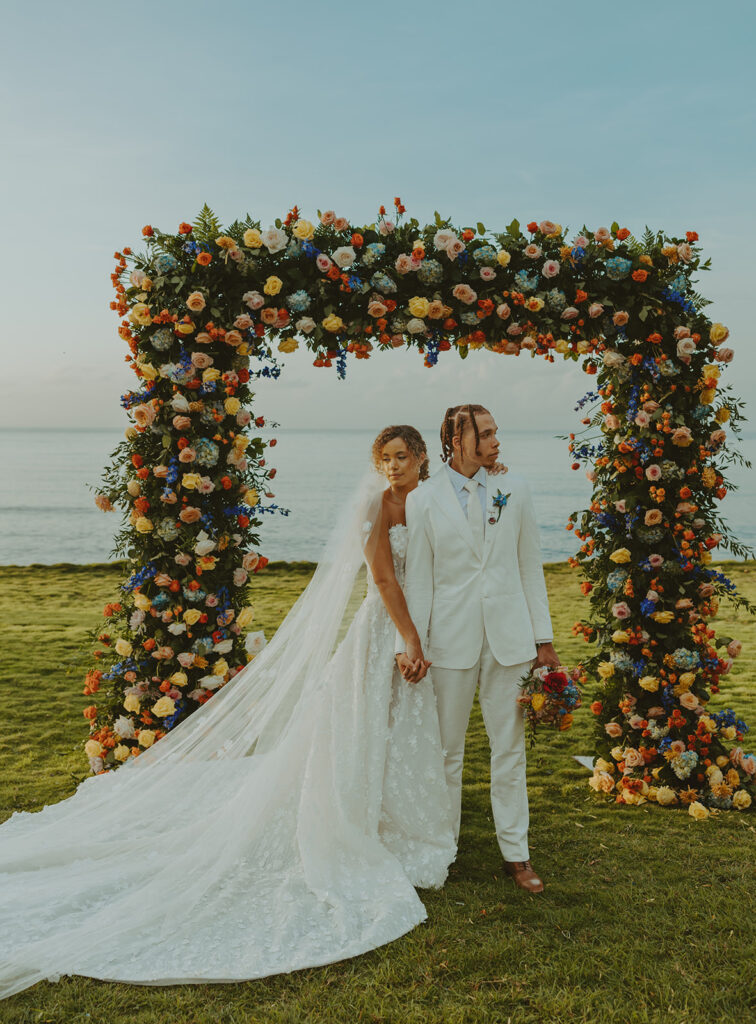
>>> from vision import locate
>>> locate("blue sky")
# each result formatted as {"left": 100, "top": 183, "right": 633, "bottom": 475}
{"left": 2, "top": 0, "right": 754, "bottom": 439}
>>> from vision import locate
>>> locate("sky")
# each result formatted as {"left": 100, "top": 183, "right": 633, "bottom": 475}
{"left": 1, "top": 0, "right": 755, "bottom": 438}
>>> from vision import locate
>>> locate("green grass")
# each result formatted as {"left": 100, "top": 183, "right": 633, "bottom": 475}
{"left": 0, "top": 560, "right": 755, "bottom": 1024}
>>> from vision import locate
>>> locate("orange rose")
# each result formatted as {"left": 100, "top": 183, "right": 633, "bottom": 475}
{"left": 196, "top": 252, "right": 212, "bottom": 266}
{"left": 632, "top": 269, "right": 648, "bottom": 282}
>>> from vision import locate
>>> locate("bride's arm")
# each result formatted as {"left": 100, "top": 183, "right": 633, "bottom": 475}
{"left": 366, "top": 519, "right": 424, "bottom": 660}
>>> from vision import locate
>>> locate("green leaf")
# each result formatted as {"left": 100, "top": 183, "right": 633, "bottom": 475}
{"left": 611, "top": 221, "right": 619, "bottom": 235}
{"left": 434, "top": 210, "right": 443, "bottom": 227}
{"left": 507, "top": 218, "right": 520, "bottom": 237}
{"left": 477, "top": 222, "right": 486, "bottom": 236}
{"left": 275, "top": 218, "right": 282, "bottom": 229}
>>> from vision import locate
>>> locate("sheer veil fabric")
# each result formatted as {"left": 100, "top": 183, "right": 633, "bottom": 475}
{"left": 0, "top": 470, "right": 456, "bottom": 998}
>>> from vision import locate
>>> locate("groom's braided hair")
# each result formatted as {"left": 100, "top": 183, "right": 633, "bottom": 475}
{"left": 371, "top": 425, "right": 430, "bottom": 481}
{"left": 440, "top": 404, "right": 489, "bottom": 463}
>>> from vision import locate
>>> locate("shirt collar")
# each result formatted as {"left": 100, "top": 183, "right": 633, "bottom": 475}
{"left": 446, "top": 463, "right": 487, "bottom": 491}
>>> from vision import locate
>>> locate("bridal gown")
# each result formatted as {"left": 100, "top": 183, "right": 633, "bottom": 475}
{"left": 0, "top": 523, "right": 456, "bottom": 998}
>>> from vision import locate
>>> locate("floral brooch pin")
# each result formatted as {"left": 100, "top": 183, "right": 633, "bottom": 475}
{"left": 488, "top": 489, "right": 511, "bottom": 525}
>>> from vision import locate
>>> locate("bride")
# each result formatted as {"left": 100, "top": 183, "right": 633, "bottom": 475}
{"left": 0, "top": 425, "right": 457, "bottom": 1000}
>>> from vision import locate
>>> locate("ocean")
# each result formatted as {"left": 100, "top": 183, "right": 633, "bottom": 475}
{"left": 1, "top": 427, "right": 754, "bottom": 565}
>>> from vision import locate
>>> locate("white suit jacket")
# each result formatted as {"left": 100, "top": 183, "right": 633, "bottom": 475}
{"left": 396, "top": 467, "right": 554, "bottom": 669}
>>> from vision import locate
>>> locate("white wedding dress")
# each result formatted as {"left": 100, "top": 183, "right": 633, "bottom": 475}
{"left": 0, "top": 473, "right": 456, "bottom": 1000}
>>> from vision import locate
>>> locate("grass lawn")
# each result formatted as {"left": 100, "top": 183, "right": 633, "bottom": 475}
{"left": 0, "top": 559, "right": 754, "bottom": 1024}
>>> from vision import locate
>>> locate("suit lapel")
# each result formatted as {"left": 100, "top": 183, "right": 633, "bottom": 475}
{"left": 431, "top": 468, "right": 480, "bottom": 557}
{"left": 483, "top": 472, "right": 513, "bottom": 566}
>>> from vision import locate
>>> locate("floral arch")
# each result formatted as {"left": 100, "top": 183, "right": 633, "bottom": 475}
{"left": 84, "top": 200, "right": 755, "bottom": 813}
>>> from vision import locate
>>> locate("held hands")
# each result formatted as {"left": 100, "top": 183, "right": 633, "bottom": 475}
{"left": 531, "top": 642, "right": 560, "bottom": 671}
{"left": 396, "top": 637, "right": 431, "bottom": 684}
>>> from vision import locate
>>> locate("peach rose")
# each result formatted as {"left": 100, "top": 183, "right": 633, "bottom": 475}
{"left": 242, "top": 290, "right": 265, "bottom": 310}
{"left": 178, "top": 447, "right": 196, "bottom": 463}
{"left": 234, "top": 313, "right": 253, "bottom": 330}
{"left": 452, "top": 284, "right": 477, "bottom": 305}
{"left": 672, "top": 427, "right": 693, "bottom": 447}
{"left": 623, "top": 748, "right": 643, "bottom": 768}
{"left": 395, "top": 254, "right": 414, "bottom": 274}
{"left": 605, "top": 721, "right": 623, "bottom": 738}
{"left": 333, "top": 217, "right": 349, "bottom": 232}
{"left": 594, "top": 226, "right": 611, "bottom": 242}
{"left": 179, "top": 506, "right": 201, "bottom": 523}
{"left": 679, "top": 692, "right": 700, "bottom": 710}
{"left": 613, "top": 311, "right": 629, "bottom": 326}
{"left": 320, "top": 210, "right": 336, "bottom": 225}
{"left": 191, "top": 352, "right": 213, "bottom": 369}
{"left": 496, "top": 303, "right": 511, "bottom": 320}
{"left": 187, "top": 291, "right": 206, "bottom": 312}
{"left": 644, "top": 509, "right": 663, "bottom": 525}
{"left": 172, "top": 415, "right": 191, "bottom": 431}
{"left": 714, "top": 347, "right": 734, "bottom": 363}
{"left": 523, "top": 243, "right": 542, "bottom": 259}
{"left": 561, "top": 306, "right": 579, "bottom": 320}
{"left": 588, "top": 302, "right": 604, "bottom": 318}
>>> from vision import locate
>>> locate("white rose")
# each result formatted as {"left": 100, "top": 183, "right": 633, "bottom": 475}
{"left": 193, "top": 530, "right": 216, "bottom": 556}
{"left": 213, "top": 638, "right": 235, "bottom": 654}
{"left": 296, "top": 317, "right": 316, "bottom": 334}
{"left": 261, "top": 226, "right": 288, "bottom": 254}
{"left": 603, "top": 350, "right": 626, "bottom": 368}
{"left": 433, "top": 229, "right": 457, "bottom": 251}
{"left": 233, "top": 568, "right": 249, "bottom": 587}
{"left": 677, "top": 338, "right": 696, "bottom": 358}
{"left": 170, "top": 394, "right": 191, "bottom": 413}
{"left": 406, "top": 318, "right": 427, "bottom": 334}
{"left": 167, "top": 622, "right": 187, "bottom": 635}
{"left": 242, "top": 290, "right": 265, "bottom": 310}
{"left": 332, "top": 246, "right": 356, "bottom": 268}
{"left": 245, "top": 631, "right": 268, "bottom": 656}
{"left": 199, "top": 673, "right": 223, "bottom": 691}
{"left": 113, "top": 715, "right": 135, "bottom": 739}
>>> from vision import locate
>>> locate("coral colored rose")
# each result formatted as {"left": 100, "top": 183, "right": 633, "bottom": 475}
{"left": 234, "top": 313, "right": 253, "bottom": 330}
{"left": 179, "top": 506, "right": 201, "bottom": 523}
{"left": 523, "top": 243, "right": 542, "bottom": 259}
{"left": 588, "top": 302, "right": 604, "bottom": 318}
{"left": 632, "top": 269, "right": 648, "bottom": 282}
{"left": 333, "top": 217, "right": 349, "bottom": 232}
{"left": 612, "top": 311, "right": 629, "bottom": 326}
{"left": 452, "top": 284, "right": 477, "bottom": 305}
{"left": 186, "top": 291, "right": 206, "bottom": 313}
{"left": 605, "top": 721, "right": 623, "bottom": 738}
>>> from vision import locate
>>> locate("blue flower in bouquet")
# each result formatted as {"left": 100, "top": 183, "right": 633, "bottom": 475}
{"left": 605, "top": 257, "right": 633, "bottom": 281}
{"left": 670, "top": 750, "right": 698, "bottom": 780}
{"left": 514, "top": 269, "right": 539, "bottom": 293}
{"left": 194, "top": 438, "right": 220, "bottom": 467}
{"left": 658, "top": 360, "right": 680, "bottom": 377}
{"left": 417, "top": 259, "right": 443, "bottom": 286}
{"left": 285, "top": 237, "right": 303, "bottom": 259}
{"left": 370, "top": 271, "right": 397, "bottom": 294}
{"left": 183, "top": 584, "right": 208, "bottom": 604}
{"left": 191, "top": 636, "right": 215, "bottom": 655}
{"left": 162, "top": 698, "right": 186, "bottom": 731}
{"left": 546, "top": 288, "right": 567, "bottom": 312}
{"left": 640, "top": 598, "right": 658, "bottom": 616}
{"left": 157, "top": 518, "right": 180, "bottom": 542}
{"left": 150, "top": 327, "right": 174, "bottom": 352}
{"left": 153, "top": 253, "right": 178, "bottom": 275}
{"left": 200, "top": 401, "right": 225, "bottom": 425}
{"left": 472, "top": 244, "right": 497, "bottom": 265}
{"left": 286, "top": 289, "right": 311, "bottom": 313}
{"left": 611, "top": 652, "right": 634, "bottom": 673}
{"left": 151, "top": 591, "right": 171, "bottom": 611}
{"left": 362, "top": 242, "right": 386, "bottom": 267}
{"left": 461, "top": 311, "right": 479, "bottom": 325}
{"left": 672, "top": 647, "right": 701, "bottom": 670}
{"left": 163, "top": 362, "right": 196, "bottom": 385}
{"left": 607, "top": 570, "right": 629, "bottom": 592}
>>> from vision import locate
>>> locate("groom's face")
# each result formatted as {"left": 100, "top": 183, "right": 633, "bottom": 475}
{"left": 460, "top": 412, "right": 500, "bottom": 470}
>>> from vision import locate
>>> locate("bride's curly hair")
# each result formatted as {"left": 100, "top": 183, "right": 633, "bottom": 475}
{"left": 371, "top": 425, "right": 430, "bottom": 481}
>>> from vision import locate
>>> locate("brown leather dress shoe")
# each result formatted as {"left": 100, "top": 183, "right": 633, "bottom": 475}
{"left": 503, "top": 859, "right": 544, "bottom": 893}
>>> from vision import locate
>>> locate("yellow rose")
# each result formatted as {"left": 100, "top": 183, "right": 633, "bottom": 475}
{"left": 639, "top": 675, "right": 660, "bottom": 692}
{"left": 651, "top": 610, "right": 675, "bottom": 624}
{"left": 292, "top": 219, "right": 315, "bottom": 241}
{"left": 678, "top": 672, "right": 695, "bottom": 690}
{"left": 576, "top": 339, "right": 590, "bottom": 354}
{"left": 609, "top": 548, "right": 631, "bottom": 563}
{"left": 224, "top": 397, "right": 241, "bottom": 416}
{"left": 115, "top": 638, "right": 133, "bottom": 657}
{"left": 244, "top": 489, "right": 259, "bottom": 507}
{"left": 715, "top": 406, "right": 730, "bottom": 423}
{"left": 555, "top": 339, "right": 569, "bottom": 354}
{"left": 183, "top": 609, "right": 202, "bottom": 625}
{"left": 721, "top": 725, "right": 737, "bottom": 741}
{"left": 709, "top": 322, "right": 729, "bottom": 344}
{"left": 182, "top": 472, "right": 201, "bottom": 490}
{"left": 700, "top": 715, "right": 718, "bottom": 733}
{"left": 716, "top": 755, "right": 730, "bottom": 769}
{"left": 597, "top": 662, "right": 615, "bottom": 679}
{"left": 703, "top": 364, "right": 720, "bottom": 379}
{"left": 202, "top": 368, "right": 221, "bottom": 383}
{"left": 264, "top": 275, "right": 283, "bottom": 296}
{"left": 237, "top": 606, "right": 255, "bottom": 629}
{"left": 525, "top": 297, "right": 544, "bottom": 312}
{"left": 114, "top": 744, "right": 131, "bottom": 762}
{"left": 701, "top": 551, "right": 712, "bottom": 564}
{"left": 234, "top": 436, "right": 250, "bottom": 451}
{"left": 243, "top": 228, "right": 263, "bottom": 248}
{"left": 531, "top": 693, "right": 546, "bottom": 712}
{"left": 610, "top": 745, "right": 624, "bottom": 762}
{"left": 408, "top": 296, "right": 430, "bottom": 318}
{"left": 176, "top": 322, "right": 195, "bottom": 335}
{"left": 688, "top": 801, "right": 710, "bottom": 820}
{"left": 124, "top": 694, "right": 141, "bottom": 713}
{"left": 129, "top": 302, "right": 152, "bottom": 326}
{"left": 706, "top": 766, "right": 723, "bottom": 784}
{"left": 125, "top": 426, "right": 138, "bottom": 440}
{"left": 733, "top": 790, "right": 752, "bottom": 810}
{"left": 699, "top": 389, "right": 716, "bottom": 405}
{"left": 169, "top": 671, "right": 188, "bottom": 688}
{"left": 127, "top": 480, "right": 141, "bottom": 497}
{"left": 152, "top": 696, "right": 176, "bottom": 718}
{"left": 322, "top": 314, "right": 345, "bottom": 333}
{"left": 611, "top": 630, "right": 629, "bottom": 644}
{"left": 138, "top": 729, "right": 156, "bottom": 748}
{"left": 133, "top": 593, "right": 151, "bottom": 611}
{"left": 278, "top": 337, "right": 299, "bottom": 354}
{"left": 496, "top": 249, "right": 511, "bottom": 267}
{"left": 701, "top": 467, "right": 717, "bottom": 488}
{"left": 136, "top": 361, "right": 158, "bottom": 381}
{"left": 84, "top": 739, "right": 103, "bottom": 759}
{"left": 213, "top": 658, "right": 229, "bottom": 677}
{"left": 135, "top": 516, "right": 154, "bottom": 534}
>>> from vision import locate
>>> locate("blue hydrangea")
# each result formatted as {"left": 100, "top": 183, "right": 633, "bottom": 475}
{"left": 286, "top": 289, "right": 311, "bottom": 313}
{"left": 194, "top": 438, "right": 220, "bottom": 467}
{"left": 362, "top": 243, "right": 386, "bottom": 267}
{"left": 672, "top": 647, "right": 701, "bottom": 670}
{"left": 151, "top": 592, "right": 171, "bottom": 611}
{"left": 183, "top": 584, "right": 208, "bottom": 604}
{"left": 417, "top": 259, "right": 444, "bottom": 286}
{"left": 285, "top": 238, "right": 303, "bottom": 259}
{"left": 153, "top": 253, "right": 178, "bottom": 275}
{"left": 546, "top": 288, "right": 567, "bottom": 312}
{"left": 472, "top": 245, "right": 498, "bottom": 265}
{"left": 150, "top": 327, "right": 174, "bottom": 352}
{"left": 610, "top": 652, "right": 634, "bottom": 673}
{"left": 200, "top": 401, "right": 225, "bottom": 425}
{"left": 162, "top": 362, "right": 196, "bottom": 385}
{"left": 670, "top": 750, "right": 698, "bottom": 780}
{"left": 670, "top": 272, "right": 688, "bottom": 293}
{"left": 514, "top": 269, "right": 539, "bottom": 293}
{"left": 370, "top": 271, "right": 397, "bottom": 294}
{"left": 607, "top": 569, "right": 629, "bottom": 592}
{"left": 191, "top": 636, "right": 215, "bottom": 655}
{"left": 157, "top": 518, "right": 180, "bottom": 542}
{"left": 605, "top": 257, "right": 633, "bottom": 281}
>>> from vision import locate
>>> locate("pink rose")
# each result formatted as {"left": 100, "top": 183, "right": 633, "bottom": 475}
{"left": 320, "top": 210, "right": 335, "bottom": 226}
{"left": 672, "top": 426, "right": 694, "bottom": 447}
{"left": 205, "top": 594, "right": 219, "bottom": 607}
{"left": 614, "top": 499, "right": 626, "bottom": 513}
{"left": 605, "top": 415, "right": 620, "bottom": 430}
{"left": 727, "top": 640, "right": 742, "bottom": 658}
{"left": 634, "top": 411, "right": 651, "bottom": 428}
{"left": 133, "top": 402, "right": 156, "bottom": 428}
{"left": 333, "top": 217, "right": 349, "bottom": 232}
{"left": 645, "top": 464, "right": 661, "bottom": 481}
{"left": 709, "top": 429, "right": 726, "bottom": 447}
{"left": 233, "top": 568, "right": 249, "bottom": 587}
{"left": 172, "top": 415, "right": 192, "bottom": 431}
{"left": 507, "top": 324, "right": 523, "bottom": 336}
{"left": 395, "top": 254, "right": 414, "bottom": 274}
{"left": 242, "top": 290, "right": 264, "bottom": 310}
{"left": 588, "top": 302, "right": 604, "bottom": 318}
{"left": 669, "top": 740, "right": 686, "bottom": 756}
{"left": 480, "top": 266, "right": 496, "bottom": 281}
{"left": 605, "top": 721, "right": 623, "bottom": 738}
{"left": 573, "top": 235, "right": 589, "bottom": 248}
{"left": 628, "top": 714, "right": 646, "bottom": 730}
{"left": 679, "top": 692, "right": 700, "bottom": 710}
{"left": 316, "top": 254, "right": 332, "bottom": 273}
{"left": 523, "top": 243, "right": 542, "bottom": 259}
{"left": 613, "top": 311, "right": 629, "bottom": 326}
{"left": 647, "top": 706, "right": 665, "bottom": 718}
{"left": 643, "top": 400, "right": 659, "bottom": 413}
{"left": 648, "top": 554, "right": 664, "bottom": 567}
{"left": 539, "top": 220, "right": 559, "bottom": 235}
{"left": 673, "top": 326, "right": 691, "bottom": 340}
{"left": 541, "top": 259, "right": 560, "bottom": 278}
{"left": 496, "top": 303, "right": 511, "bottom": 320}
{"left": 612, "top": 601, "right": 631, "bottom": 619}
{"left": 377, "top": 219, "right": 395, "bottom": 235}
{"left": 504, "top": 341, "right": 519, "bottom": 354}
{"left": 594, "top": 226, "right": 611, "bottom": 243}
{"left": 715, "top": 347, "right": 734, "bottom": 363}
{"left": 452, "top": 284, "right": 477, "bottom": 305}
{"left": 236, "top": 410, "right": 251, "bottom": 428}
{"left": 677, "top": 242, "right": 693, "bottom": 262}
{"left": 561, "top": 306, "right": 579, "bottom": 320}
{"left": 447, "top": 238, "right": 466, "bottom": 259}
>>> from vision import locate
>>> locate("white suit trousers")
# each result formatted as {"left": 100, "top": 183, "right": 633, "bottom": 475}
{"left": 431, "top": 635, "right": 531, "bottom": 862}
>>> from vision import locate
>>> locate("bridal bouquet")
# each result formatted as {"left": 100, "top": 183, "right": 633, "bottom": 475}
{"left": 517, "top": 664, "right": 582, "bottom": 745}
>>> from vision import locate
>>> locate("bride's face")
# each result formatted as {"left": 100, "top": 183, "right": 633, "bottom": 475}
{"left": 379, "top": 438, "right": 420, "bottom": 489}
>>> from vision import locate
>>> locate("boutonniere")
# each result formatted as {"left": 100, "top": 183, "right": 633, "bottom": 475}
{"left": 488, "top": 489, "right": 511, "bottom": 525}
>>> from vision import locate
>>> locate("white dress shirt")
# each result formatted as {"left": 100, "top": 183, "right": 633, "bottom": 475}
{"left": 443, "top": 463, "right": 552, "bottom": 647}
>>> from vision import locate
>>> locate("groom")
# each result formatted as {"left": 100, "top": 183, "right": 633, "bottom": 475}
{"left": 396, "top": 404, "right": 560, "bottom": 893}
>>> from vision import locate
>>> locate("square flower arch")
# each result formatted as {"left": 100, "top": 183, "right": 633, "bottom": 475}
{"left": 86, "top": 200, "right": 755, "bottom": 815}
